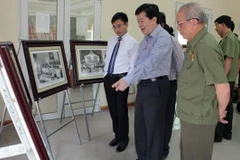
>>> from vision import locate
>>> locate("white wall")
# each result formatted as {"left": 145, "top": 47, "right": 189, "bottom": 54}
{"left": 0, "top": 0, "right": 19, "bottom": 120}
{"left": 0, "top": 0, "right": 19, "bottom": 46}
{"left": 101, "top": 0, "right": 240, "bottom": 42}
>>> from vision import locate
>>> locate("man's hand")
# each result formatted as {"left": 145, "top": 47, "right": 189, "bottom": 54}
{"left": 219, "top": 109, "right": 228, "bottom": 124}
{"left": 112, "top": 78, "right": 128, "bottom": 91}
{"left": 215, "top": 83, "right": 229, "bottom": 124}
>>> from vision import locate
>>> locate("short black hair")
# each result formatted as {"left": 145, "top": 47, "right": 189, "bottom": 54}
{"left": 111, "top": 12, "right": 128, "bottom": 24}
{"left": 214, "top": 15, "right": 234, "bottom": 29}
{"left": 135, "top": 3, "right": 160, "bottom": 24}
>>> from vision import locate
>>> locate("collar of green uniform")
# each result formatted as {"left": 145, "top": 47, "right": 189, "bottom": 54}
{"left": 187, "top": 27, "right": 208, "bottom": 49}
{"left": 224, "top": 31, "right": 233, "bottom": 38}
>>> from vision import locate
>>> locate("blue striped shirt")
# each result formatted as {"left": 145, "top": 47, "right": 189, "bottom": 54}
{"left": 168, "top": 36, "right": 184, "bottom": 80}
{"left": 123, "top": 25, "right": 173, "bottom": 85}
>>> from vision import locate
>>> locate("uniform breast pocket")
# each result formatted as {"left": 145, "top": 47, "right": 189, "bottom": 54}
{"left": 180, "top": 70, "right": 202, "bottom": 86}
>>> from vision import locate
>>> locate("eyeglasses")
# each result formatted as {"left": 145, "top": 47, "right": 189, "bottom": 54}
{"left": 176, "top": 18, "right": 199, "bottom": 26}
{"left": 112, "top": 24, "right": 125, "bottom": 29}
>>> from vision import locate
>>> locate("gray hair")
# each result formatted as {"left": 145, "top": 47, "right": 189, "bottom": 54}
{"left": 178, "top": 2, "right": 207, "bottom": 24}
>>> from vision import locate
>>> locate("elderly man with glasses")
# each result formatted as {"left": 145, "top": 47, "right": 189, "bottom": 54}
{"left": 176, "top": 2, "right": 230, "bottom": 160}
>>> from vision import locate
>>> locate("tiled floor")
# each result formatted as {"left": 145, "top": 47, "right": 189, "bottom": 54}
{"left": 1, "top": 106, "right": 240, "bottom": 160}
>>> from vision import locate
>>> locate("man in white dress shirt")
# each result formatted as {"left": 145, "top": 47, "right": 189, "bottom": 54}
{"left": 104, "top": 12, "right": 138, "bottom": 152}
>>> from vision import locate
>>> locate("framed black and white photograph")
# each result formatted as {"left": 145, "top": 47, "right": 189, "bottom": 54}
{"left": 0, "top": 42, "right": 33, "bottom": 108}
{"left": 70, "top": 40, "right": 107, "bottom": 85}
{"left": 22, "top": 40, "right": 70, "bottom": 101}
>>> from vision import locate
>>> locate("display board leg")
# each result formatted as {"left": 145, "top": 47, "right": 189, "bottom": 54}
{"left": 65, "top": 89, "right": 82, "bottom": 144}
{"left": 80, "top": 85, "right": 91, "bottom": 141}
{"left": 35, "top": 101, "right": 54, "bottom": 160}
{"left": 91, "top": 83, "right": 100, "bottom": 117}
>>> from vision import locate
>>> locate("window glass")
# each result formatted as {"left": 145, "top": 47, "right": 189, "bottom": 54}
{"left": 70, "top": 0, "right": 94, "bottom": 40}
{"left": 28, "top": 0, "right": 58, "bottom": 40}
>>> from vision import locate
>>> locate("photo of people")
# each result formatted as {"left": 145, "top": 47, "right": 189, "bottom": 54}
{"left": 77, "top": 49, "right": 106, "bottom": 79}
{"left": 31, "top": 49, "right": 66, "bottom": 91}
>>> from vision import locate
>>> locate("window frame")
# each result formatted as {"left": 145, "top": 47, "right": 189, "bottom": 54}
{"left": 19, "top": 0, "right": 102, "bottom": 120}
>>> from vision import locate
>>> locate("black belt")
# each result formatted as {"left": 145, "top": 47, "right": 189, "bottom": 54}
{"left": 107, "top": 72, "right": 127, "bottom": 78}
{"left": 139, "top": 75, "right": 167, "bottom": 84}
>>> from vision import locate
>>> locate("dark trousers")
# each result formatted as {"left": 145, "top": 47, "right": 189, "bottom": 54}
{"left": 104, "top": 74, "right": 129, "bottom": 142}
{"left": 135, "top": 76, "right": 169, "bottom": 160}
{"left": 215, "top": 81, "right": 234, "bottom": 138}
{"left": 163, "top": 80, "right": 177, "bottom": 155}
{"left": 180, "top": 121, "right": 216, "bottom": 160}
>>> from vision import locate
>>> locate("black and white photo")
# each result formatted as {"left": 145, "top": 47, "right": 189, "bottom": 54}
{"left": 31, "top": 50, "right": 65, "bottom": 90}
{"left": 70, "top": 40, "right": 107, "bottom": 85}
{"left": 22, "top": 40, "right": 70, "bottom": 101}
{"left": 77, "top": 49, "right": 106, "bottom": 76}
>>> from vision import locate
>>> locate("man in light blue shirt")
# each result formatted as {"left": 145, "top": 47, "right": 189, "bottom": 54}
{"left": 113, "top": 3, "right": 173, "bottom": 160}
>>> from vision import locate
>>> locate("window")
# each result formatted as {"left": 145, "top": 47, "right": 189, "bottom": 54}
{"left": 28, "top": 0, "right": 58, "bottom": 40}
{"left": 24, "top": 0, "right": 100, "bottom": 41}
{"left": 70, "top": 0, "right": 94, "bottom": 40}
{"left": 20, "top": 0, "right": 102, "bottom": 119}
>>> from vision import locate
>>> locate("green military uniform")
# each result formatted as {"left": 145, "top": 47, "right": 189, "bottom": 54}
{"left": 177, "top": 27, "right": 229, "bottom": 160}
{"left": 237, "top": 38, "right": 240, "bottom": 112}
{"left": 220, "top": 31, "right": 239, "bottom": 82}
{"left": 215, "top": 30, "right": 239, "bottom": 141}
{"left": 238, "top": 39, "right": 240, "bottom": 59}
{"left": 177, "top": 27, "right": 228, "bottom": 125}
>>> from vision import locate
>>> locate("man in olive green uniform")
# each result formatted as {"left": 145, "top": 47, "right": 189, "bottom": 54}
{"left": 230, "top": 23, "right": 240, "bottom": 113}
{"left": 231, "top": 26, "right": 240, "bottom": 113}
{"left": 214, "top": 15, "right": 239, "bottom": 142}
{"left": 236, "top": 38, "right": 240, "bottom": 112}
{"left": 176, "top": 3, "right": 230, "bottom": 160}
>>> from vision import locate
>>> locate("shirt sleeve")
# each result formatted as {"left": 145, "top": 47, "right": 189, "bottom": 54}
{"left": 222, "top": 37, "right": 237, "bottom": 59}
{"left": 238, "top": 40, "right": 240, "bottom": 59}
{"left": 172, "top": 38, "right": 184, "bottom": 78}
{"left": 127, "top": 41, "right": 139, "bottom": 74}
{"left": 197, "top": 43, "right": 228, "bottom": 85}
